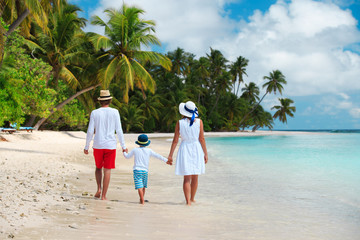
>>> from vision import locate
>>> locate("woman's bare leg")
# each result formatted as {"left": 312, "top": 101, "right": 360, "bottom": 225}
{"left": 190, "top": 175, "right": 198, "bottom": 203}
{"left": 183, "top": 176, "right": 192, "bottom": 205}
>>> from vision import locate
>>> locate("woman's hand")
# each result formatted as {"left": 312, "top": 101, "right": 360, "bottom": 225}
{"left": 204, "top": 154, "right": 208, "bottom": 164}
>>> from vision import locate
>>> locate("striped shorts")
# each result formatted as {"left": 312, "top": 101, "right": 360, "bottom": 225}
{"left": 133, "top": 170, "right": 148, "bottom": 189}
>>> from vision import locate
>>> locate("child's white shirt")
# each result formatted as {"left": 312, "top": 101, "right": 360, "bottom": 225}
{"left": 123, "top": 147, "right": 167, "bottom": 171}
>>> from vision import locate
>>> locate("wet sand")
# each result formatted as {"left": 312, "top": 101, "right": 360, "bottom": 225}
{"left": 0, "top": 130, "right": 319, "bottom": 239}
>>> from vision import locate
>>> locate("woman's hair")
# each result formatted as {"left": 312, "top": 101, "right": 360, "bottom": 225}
{"left": 99, "top": 99, "right": 112, "bottom": 106}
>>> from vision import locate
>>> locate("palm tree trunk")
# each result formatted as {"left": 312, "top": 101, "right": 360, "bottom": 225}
{"left": 5, "top": 9, "right": 30, "bottom": 37}
{"left": 0, "top": 8, "right": 30, "bottom": 68}
{"left": 235, "top": 76, "right": 243, "bottom": 96}
{"left": 26, "top": 115, "right": 37, "bottom": 127}
{"left": 238, "top": 91, "right": 268, "bottom": 126}
{"left": 33, "top": 84, "right": 101, "bottom": 130}
{"left": 209, "top": 94, "right": 220, "bottom": 116}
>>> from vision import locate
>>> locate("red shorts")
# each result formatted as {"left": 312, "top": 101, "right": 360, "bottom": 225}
{"left": 93, "top": 148, "right": 116, "bottom": 169}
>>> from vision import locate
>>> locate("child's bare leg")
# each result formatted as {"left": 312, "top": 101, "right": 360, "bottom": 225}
{"left": 190, "top": 175, "right": 198, "bottom": 203}
{"left": 183, "top": 176, "right": 192, "bottom": 205}
{"left": 138, "top": 188, "right": 145, "bottom": 204}
{"left": 95, "top": 168, "right": 102, "bottom": 198}
{"left": 101, "top": 168, "right": 111, "bottom": 200}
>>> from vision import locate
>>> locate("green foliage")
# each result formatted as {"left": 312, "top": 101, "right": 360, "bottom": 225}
{"left": 0, "top": 24, "right": 56, "bottom": 126}
{"left": 0, "top": 4, "right": 295, "bottom": 132}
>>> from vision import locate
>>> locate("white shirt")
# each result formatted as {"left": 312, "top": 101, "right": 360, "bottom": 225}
{"left": 123, "top": 147, "right": 167, "bottom": 171}
{"left": 84, "top": 107, "right": 126, "bottom": 150}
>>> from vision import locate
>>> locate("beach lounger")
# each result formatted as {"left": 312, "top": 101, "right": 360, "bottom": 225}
{"left": 9, "top": 123, "right": 34, "bottom": 132}
{"left": 1, "top": 128, "right": 17, "bottom": 134}
{"left": 19, "top": 127, "right": 34, "bottom": 132}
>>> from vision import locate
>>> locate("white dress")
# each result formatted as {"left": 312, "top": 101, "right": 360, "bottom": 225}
{"left": 175, "top": 118, "right": 205, "bottom": 176}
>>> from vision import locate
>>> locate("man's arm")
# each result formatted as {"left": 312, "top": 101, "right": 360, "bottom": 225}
{"left": 115, "top": 110, "right": 127, "bottom": 152}
{"left": 84, "top": 111, "right": 95, "bottom": 152}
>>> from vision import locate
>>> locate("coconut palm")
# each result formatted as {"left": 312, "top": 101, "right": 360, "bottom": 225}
{"left": 121, "top": 104, "right": 146, "bottom": 133}
{"left": 88, "top": 4, "right": 171, "bottom": 102}
{"left": 167, "top": 47, "right": 191, "bottom": 77}
{"left": 27, "top": 1, "right": 105, "bottom": 129}
{"left": 239, "top": 70, "right": 287, "bottom": 126}
{"left": 230, "top": 56, "right": 248, "bottom": 96}
{"left": 241, "top": 82, "right": 260, "bottom": 104}
{"left": 27, "top": 0, "right": 87, "bottom": 89}
{"left": 272, "top": 98, "right": 296, "bottom": 123}
{"left": 206, "top": 48, "right": 228, "bottom": 90}
{"left": 0, "top": 0, "right": 52, "bottom": 67}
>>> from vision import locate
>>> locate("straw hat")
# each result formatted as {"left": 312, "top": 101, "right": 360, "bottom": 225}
{"left": 97, "top": 90, "right": 113, "bottom": 101}
{"left": 179, "top": 101, "right": 198, "bottom": 118}
{"left": 135, "top": 134, "right": 151, "bottom": 146}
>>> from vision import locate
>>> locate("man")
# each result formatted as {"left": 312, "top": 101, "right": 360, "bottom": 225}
{"left": 84, "top": 90, "right": 127, "bottom": 200}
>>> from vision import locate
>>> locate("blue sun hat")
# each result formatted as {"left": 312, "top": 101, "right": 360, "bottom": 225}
{"left": 179, "top": 101, "right": 199, "bottom": 126}
{"left": 135, "top": 134, "right": 151, "bottom": 146}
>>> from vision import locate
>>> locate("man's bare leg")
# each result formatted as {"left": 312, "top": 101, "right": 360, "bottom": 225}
{"left": 190, "top": 175, "right": 198, "bottom": 203}
{"left": 101, "top": 168, "right": 111, "bottom": 200}
{"left": 95, "top": 168, "right": 102, "bottom": 198}
{"left": 183, "top": 176, "right": 192, "bottom": 205}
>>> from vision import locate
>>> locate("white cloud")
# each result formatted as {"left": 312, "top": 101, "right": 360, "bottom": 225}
{"left": 86, "top": 0, "right": 360, "bottom": 98}
{"left": 317, "top": 94, "right": 360, "bottom": 118}
{"left": 87, "top": 0, "right": 236, "bottom": 53}
{"left": 350, "top": 108, "right": 360, "bottom": 118}
{"left": 217, "top": 0, "right": 360, "bottom": 96}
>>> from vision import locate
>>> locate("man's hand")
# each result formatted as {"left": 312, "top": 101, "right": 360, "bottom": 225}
{"left": 84, "top": 149, "right": 88, "bottom": 155}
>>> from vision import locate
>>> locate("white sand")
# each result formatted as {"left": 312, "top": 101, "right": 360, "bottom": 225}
{"left": 0, "top": 130, "right": 317, "bottom": 239}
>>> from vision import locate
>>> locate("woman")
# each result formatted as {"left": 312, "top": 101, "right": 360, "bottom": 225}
{"left": 168, "top": 101, "right": 208, "bottom": 205}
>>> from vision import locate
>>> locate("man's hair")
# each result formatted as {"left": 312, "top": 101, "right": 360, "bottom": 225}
{"left": 99, "top": 99, "right": 112, "bottom": 106}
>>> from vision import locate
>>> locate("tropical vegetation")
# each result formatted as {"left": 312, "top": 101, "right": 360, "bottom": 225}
{"left": 0, "top": 0, "right": 296, "bottom": 132}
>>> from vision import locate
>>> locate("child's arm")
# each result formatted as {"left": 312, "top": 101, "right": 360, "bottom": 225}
{"left": 123, "top": 149, "right": 135, "bottom": 159}
{"left": 199, "top": 119, "right": 208, "bottom": 164}
{"left": 150, "top": 149, "right": 169, "bottom": 163}
{"left": 168, "top": 121, "right": 180, "bottom": 164}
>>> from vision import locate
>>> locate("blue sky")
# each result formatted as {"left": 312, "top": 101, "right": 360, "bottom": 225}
{"left": 69, "top": 0, "right": 360, "bottom": 130}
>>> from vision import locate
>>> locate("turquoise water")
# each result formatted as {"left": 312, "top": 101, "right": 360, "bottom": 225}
{"left": 202, "top": 133, "right": 360, "bottom": 239}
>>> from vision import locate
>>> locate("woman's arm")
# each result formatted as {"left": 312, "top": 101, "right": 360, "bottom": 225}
{"left": 199, "top": 119, "right": 208, "bottom": 164}
{"left": 168, "top": 121, "right": 180, "bottom": 163}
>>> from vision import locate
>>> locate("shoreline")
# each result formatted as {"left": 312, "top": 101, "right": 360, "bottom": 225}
{"left": 0, "top": 130, "right": 336, "bottom": 239}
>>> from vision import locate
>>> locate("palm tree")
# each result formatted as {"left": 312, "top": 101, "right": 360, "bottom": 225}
{"left": 238, "top": 70, "right": 287, "bottom": 126}
{"left": 272, "top": 98, "right": 296, "bottom": 124}
{"left": 167, "top": 47, "right": 190, "bottom": 77}
{"left": 0, "top": 0, "right": 51, "bottom": 67}
{"left": 121, "top": 104, "right": 146, "bottom": 133}
{"left": 27, "top": 1, "right": 103, "bottom": 129}
{"left": 230, "top": 56, "right": 248, "bottom": 96}
{"left": 27, "top": 0, "right": 87, "bottom": 89}
{"left": 88, "top": 5, "right": 171, "bottom": 102}
{"left": 240, "top": 82, "right": 260, "bottom": 104}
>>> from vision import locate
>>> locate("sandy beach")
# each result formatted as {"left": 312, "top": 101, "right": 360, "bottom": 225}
{"left": 0, "top": 130, "right": 327, "bottom": 239}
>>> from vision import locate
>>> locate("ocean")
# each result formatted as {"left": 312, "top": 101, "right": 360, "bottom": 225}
{"left": 202, "top": 131, "right": 360, "bottom": 239}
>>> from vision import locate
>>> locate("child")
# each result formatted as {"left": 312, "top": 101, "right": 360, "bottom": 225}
{"left": 168, "top": 101, "right": 208, "bottom": 206}
{"left": 123, "top": 134, "right": 171, "bottom": 204}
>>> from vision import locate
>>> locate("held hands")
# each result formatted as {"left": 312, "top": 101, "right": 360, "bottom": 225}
{"left": 122, "top": 148, "right": 128, "bottom": 153}
{"left": 167, "top": 156, "right": 173, "bottom": 165}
